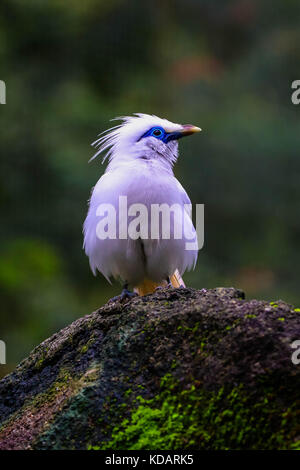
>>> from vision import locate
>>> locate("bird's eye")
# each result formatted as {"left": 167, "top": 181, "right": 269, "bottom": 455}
{"left": 152, "top": 128, "right": 163, "bottom": 137}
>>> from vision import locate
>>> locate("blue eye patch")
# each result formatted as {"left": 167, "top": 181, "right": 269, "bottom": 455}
{"left": 139, "top": 126, "right": 182, "bottom": 143}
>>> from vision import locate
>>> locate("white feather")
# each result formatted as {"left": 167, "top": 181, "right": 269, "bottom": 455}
{"left": 83, "top": 113, "right": 198, "bottom": 286}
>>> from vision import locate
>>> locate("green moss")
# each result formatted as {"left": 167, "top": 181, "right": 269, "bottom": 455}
{"left": 35, "top": 358, "right": 44, "bottom": 369}
{"left": 290, "top": 440, "right": 300, "bottom": 450}
{"left": 294, "top": 308, "right": 300, "bottom": 312}
{"left": 80, "top": 345, "right": 88, "bottom": 354}
{"left": 89, "top": 374, "right": 299, "bottom": 450}
{"left": 270, "top": 302, "right": 278, "bottom": 308}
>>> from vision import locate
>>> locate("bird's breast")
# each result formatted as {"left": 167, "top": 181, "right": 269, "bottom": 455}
{"left": 119, "top": 162, "right": 177, "bottom": 206}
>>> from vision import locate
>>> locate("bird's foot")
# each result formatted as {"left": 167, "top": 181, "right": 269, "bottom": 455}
{"left": 154, "top": 285, "right": 164, "bottom": 292}
{"left": 109, "top": 288, "right": 138, "bottom": 304}
{"left": 155, "top": 278, "right": 173, "bottom": 291}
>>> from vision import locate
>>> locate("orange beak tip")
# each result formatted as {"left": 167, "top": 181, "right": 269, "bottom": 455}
{"left": 181, "top": 125, "right": 202, "bottom": 136}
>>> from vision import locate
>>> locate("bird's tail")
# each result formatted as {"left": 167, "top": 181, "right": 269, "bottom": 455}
{"left": 134, "top": 269, "right": 185, "bottom": 296}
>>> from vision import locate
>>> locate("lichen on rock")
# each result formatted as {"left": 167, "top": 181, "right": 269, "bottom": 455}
{"left": 0, "top": 287, "right": 299, "bottom": 450}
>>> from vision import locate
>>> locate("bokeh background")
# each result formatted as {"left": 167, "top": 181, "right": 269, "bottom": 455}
{"left": 1, "top": 0, "right": 300, "bottom": 377}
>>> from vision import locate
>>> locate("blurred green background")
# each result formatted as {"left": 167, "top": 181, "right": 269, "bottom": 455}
{"left": 0, "top": 0, "right": 300, "bottom": 377}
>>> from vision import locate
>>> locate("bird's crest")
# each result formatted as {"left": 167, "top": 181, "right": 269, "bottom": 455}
{"left": 90, "top": 113, "right": 182, "bottom": 163}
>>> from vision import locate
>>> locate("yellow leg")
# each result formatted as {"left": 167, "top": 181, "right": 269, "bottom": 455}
{"left": 134, "top": 269, "right": 185, "bottom": 296}
{"left": 170, "top": 269, "right": 185, "bottom": 288}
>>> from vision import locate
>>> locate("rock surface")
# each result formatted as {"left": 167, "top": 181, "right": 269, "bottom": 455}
{"left": 0, "top": 287, "right": 299, "bottom": 450}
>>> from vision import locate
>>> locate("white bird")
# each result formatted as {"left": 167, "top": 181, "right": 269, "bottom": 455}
{"left": 83, "top": 113, "right": 201, "bottom": 300}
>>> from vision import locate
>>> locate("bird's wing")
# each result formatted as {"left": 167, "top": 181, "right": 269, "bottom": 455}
{"left": 174, "top": 178, "right": 193, "bottom": 215}
{"left": 134, "top": 177, "right": 197, "bottom": 296}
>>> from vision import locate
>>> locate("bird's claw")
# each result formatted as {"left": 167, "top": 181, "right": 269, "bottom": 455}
{"left": 109, "top": 288, "right": 138, "bottom": 304}
{"left": 155, "top": 282, "right": 173, "bottom": 292}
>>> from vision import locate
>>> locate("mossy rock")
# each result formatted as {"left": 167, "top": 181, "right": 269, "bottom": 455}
{"left": 0, "top": 287, "right": 299, "bottom": 450}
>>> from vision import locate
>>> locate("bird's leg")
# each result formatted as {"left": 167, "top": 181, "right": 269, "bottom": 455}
{"left": 155, "top": 277, "right": 173, "bottom": 292}
{"left": 109, "top": 282, "right": 138, "bottom": 303}
{"left": 121, "top": 282, "right": 138, "bottom": 299}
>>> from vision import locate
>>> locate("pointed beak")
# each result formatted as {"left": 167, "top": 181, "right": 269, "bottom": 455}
{"left": 179, "top": 124, "right": 202, "bottom": 136}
